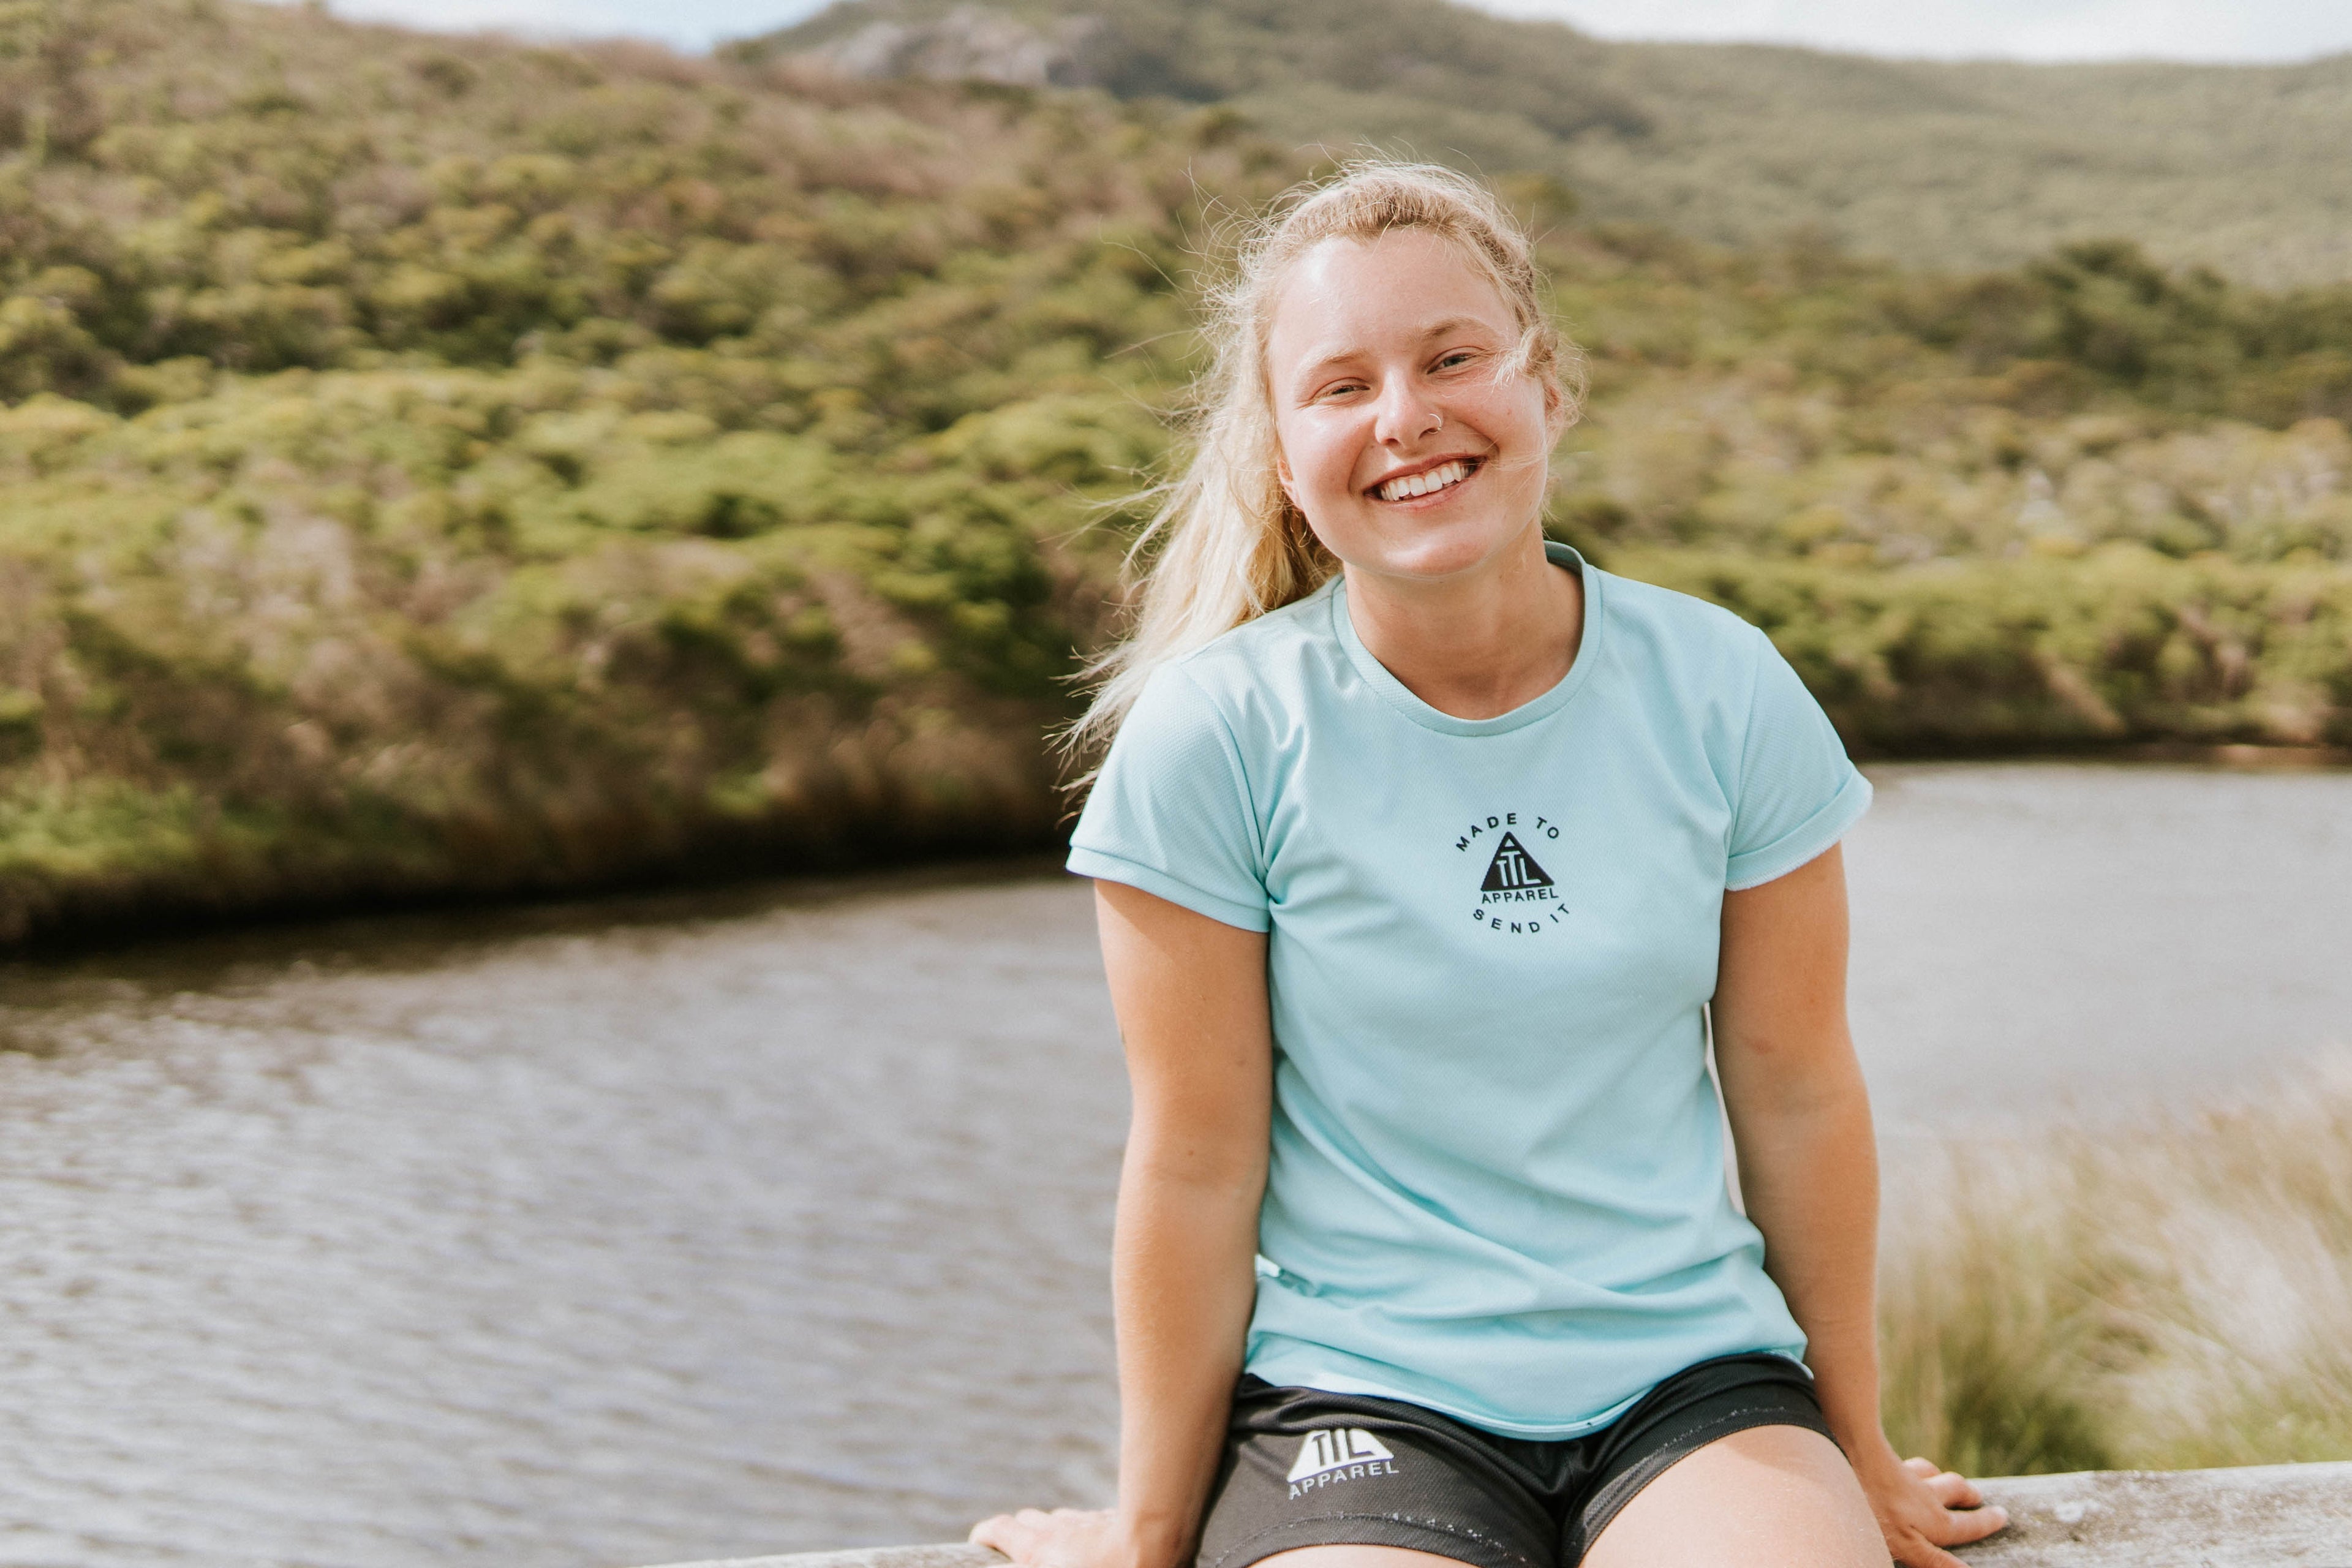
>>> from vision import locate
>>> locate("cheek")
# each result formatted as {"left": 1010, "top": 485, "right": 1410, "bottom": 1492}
{"left": 1276, "top": 411, "right": 1363, "bottom": 498}
{"left": 1451, "top": 378, "right": 1550, "bottom": 451}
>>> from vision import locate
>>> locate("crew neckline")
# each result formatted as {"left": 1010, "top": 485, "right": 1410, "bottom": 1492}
{"left": 1330, "top": 541, "right": 1605, "bottom": 737}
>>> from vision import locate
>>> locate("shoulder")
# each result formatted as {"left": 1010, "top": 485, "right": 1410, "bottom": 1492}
{"left": 1172, "top": 581, "right": 1344, "bottom": 693}
{"left": 1583, "top": 567, "right": 1795, "bottom": 808}
{"left": 1123, "top": 581, "right": 1345, "bottom": 737}
{"left": 1591, "top": 567, "right": 1769, "bottom": 695}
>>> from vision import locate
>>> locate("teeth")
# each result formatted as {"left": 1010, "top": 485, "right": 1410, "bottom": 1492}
{"left": 1379, "top": 461, "right": 1469, "bottom": 502}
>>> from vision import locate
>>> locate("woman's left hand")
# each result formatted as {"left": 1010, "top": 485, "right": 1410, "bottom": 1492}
{"left": 1856, "top": 1452, "right": 2009, "bottom": 1568}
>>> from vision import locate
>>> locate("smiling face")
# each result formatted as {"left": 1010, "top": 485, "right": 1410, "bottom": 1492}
{"left": 1266, "top": 228, "right": 1561, "bottom": 589}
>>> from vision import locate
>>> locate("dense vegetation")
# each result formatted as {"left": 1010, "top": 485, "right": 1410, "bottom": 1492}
{"left": 1, "top": 0, "right": 2350, "bottom": 944}
{"left": 758, "top": 0, "right": 2352, "bottom": 286}
{"left": 0, "top": 0, "right": 1254, "bottom": 941}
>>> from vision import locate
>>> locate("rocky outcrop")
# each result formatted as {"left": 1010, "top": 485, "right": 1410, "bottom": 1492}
{"left": 804, "top": 6, "right": 1107, "bottom": 88}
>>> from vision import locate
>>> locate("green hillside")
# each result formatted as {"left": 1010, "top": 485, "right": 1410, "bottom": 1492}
{"left": 1, "top": 0, "right": 2350, "bottom": 946}
{"left": 752, "top": 0, "right": 2352, "bottom": 287}
{"left": 0, "top": 0, "right": 1250, "bottom": 941}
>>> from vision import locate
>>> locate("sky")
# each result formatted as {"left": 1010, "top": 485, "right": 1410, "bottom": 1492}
{"left": 270, "top": 0, "right": 2352, "bottom": 63}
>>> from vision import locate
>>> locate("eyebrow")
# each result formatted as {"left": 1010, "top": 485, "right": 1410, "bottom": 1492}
{"left": 1287, "top": 315, "right": 1507, "bottom": 391}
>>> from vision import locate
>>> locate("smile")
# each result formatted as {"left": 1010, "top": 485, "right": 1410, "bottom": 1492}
{"left": 1373, "top": 458, "right": 1480, "bottom": 503}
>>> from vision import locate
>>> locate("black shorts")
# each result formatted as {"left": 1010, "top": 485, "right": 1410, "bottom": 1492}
{"left": 1194, "top": 1353, "right": 1836, "bottom": 1568}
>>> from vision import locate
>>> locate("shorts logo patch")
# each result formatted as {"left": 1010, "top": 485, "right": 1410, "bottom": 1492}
{"left": 1286, "top": 1427, "right": 1399, "bottom": 1497}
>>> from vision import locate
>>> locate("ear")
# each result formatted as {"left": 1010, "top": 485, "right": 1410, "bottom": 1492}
{"left": 1275, "top": 445, "right": 1300, "bottom": 511}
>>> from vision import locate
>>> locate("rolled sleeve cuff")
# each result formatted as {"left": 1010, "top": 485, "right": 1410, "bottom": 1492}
{"left": 1725, "top": 770, "right": 1874, "bottom": 891}
{"left": 1066, "top": 847, "right": 1272, "bottom": 932}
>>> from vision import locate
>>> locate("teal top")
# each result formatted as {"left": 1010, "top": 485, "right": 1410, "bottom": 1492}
{"left": 1067, "top": 545, "right": 1871, "bottom": 1437}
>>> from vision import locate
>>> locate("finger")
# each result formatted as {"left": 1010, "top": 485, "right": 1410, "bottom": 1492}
{"left": 1926, "top": 1470, "right": 1985, "bottom": 1509}
{"left": 1934, "top": 1502, "right": 2011, "bottom": 1546}
{"left": 1890, "top": 1535, "right": 1969, "bottom": 1568}
{"left": 967, "top": 1516, "right": 1020, "bottom": 1555}
{"left": 971, "top": 1513, "right": 1046, "bottom": 1558}
{"left": 1903, "top": 1456, "right": 1940, "bottom": 1478}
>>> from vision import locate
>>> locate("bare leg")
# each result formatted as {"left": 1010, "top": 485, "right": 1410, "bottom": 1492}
{"left": 1582, "top": 1426, "right": 1887, "bottom": 1568}
{"left": 1260, "top": 1546, "right": 1486, "bottom": 1568}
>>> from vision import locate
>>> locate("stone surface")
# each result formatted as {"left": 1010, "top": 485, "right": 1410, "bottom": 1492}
{"left": 1963, "top": 1463, "right": 2352, "bottom": 1566}
{"left": 642, "top": 1463, "right": 2352, "bottom": 1568}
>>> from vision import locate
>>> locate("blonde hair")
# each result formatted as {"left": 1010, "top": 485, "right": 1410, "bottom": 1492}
{"left": 1070, "top": 159, "right": 1586, "bottom": 756}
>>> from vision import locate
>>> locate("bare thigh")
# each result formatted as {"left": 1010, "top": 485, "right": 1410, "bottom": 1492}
{"left": 1259, "top": 1547, "right": 1483, "bottom": 1568}
{"left": 1581, "top": 1425, "right": 1887, "bottom": 1568}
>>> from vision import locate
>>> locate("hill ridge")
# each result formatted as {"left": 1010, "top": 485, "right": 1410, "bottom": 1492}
{"left": 747, "top": 0, "right": 2352, "bottom": 287}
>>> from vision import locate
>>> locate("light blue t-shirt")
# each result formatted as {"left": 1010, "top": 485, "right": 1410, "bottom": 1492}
{"left": 1068, "top": 543, "right": 1871, "bottom": 1439}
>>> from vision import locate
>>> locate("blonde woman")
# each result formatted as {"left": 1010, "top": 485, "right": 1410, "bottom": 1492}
{"left": 973, "top": 163, "right": 2007, "bottom": 1568}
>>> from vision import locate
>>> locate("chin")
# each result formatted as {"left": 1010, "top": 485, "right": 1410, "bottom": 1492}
{"left": 1372, "top": 506, "right": 1535, "bottom": 574}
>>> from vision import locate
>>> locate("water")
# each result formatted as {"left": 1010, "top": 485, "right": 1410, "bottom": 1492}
{"left": 1844, "top": 763, "right": 2352, "bottom": 1123}
{"left": 0, "top": 872, "right": 1126, "bottom": 1568}
{"left": 1, "top": 764, "right": 2347, "bottom": 1568}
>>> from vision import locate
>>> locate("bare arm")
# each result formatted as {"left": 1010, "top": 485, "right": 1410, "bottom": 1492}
{"left": 973, "top": 881, "right": 1272, "bottom": 1568}
{"left": 1713, "top": 845, "right": 2005, "bottom": 1568}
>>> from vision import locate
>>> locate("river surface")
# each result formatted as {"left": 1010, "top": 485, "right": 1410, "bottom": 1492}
{"left": 1, "top": 763, "right": 2347, "bottom": 1568}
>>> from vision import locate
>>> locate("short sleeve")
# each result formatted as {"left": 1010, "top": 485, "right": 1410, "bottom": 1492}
{"left": 1068, "top": 665, "right": 1270, "bottom": 931}
{"left": 1724, "top": 629, "right": 1873, "bottom": 891}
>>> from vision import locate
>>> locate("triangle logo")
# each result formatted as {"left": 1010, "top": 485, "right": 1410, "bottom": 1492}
{"left": 1287, "top": 1427, "right": 1397, "bottom": 1483}
{"left": 1480, "top": 831, "right": 1555, "bottom": 892}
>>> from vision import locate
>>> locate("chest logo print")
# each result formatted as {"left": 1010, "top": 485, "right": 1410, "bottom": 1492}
{"left": 1456, "top": 812, "right": 1569, "bottom": 935}
{"left": 1480, "top": 832, "right": 1554, "bottom": 892}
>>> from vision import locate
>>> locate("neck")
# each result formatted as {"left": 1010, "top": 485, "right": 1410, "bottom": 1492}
{"left": 1343, "top": 528, "right": 1585, "bottom": 721}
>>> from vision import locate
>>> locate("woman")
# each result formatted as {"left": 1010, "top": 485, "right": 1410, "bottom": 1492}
{"left": 973, "top": 163, "right": 2008, "bottom": 1568}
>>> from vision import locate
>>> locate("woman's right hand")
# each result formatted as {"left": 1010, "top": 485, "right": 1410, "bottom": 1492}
{"left": 969, "top": 1507, "right": 1155, "bottom": 1568}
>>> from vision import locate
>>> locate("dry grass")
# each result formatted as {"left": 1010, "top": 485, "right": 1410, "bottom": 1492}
{"left": 1879, "top": 1054, "right": 2352, "bottom": 1474}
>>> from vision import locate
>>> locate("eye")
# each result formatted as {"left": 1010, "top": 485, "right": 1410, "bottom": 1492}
{"left": 1433, "top": 349, "right": 1483, "bottom": 372}
{"left": 1313, "top": 377, "right": 1370, "bottom": 401}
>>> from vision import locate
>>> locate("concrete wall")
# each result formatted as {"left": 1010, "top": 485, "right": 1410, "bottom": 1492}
{"left": 641, "top": 1461, "right": 2352, "bottom": 1568}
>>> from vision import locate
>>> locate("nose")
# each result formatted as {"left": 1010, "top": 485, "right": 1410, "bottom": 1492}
{"left": 1371, "top": 373, "right": 1442, "bottom": 447}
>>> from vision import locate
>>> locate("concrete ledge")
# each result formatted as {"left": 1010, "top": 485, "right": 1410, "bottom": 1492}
{"left": 639, "top": 1461, "right": 2352, "bottom": 1568}
{"left": 1955, "top": 1461, "right": 2352, "bottom": 1565}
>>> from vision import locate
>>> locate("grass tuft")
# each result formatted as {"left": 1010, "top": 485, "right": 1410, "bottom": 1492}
{"left": 1880, "top": 1055, "right": 2352, "bottom": 1472}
